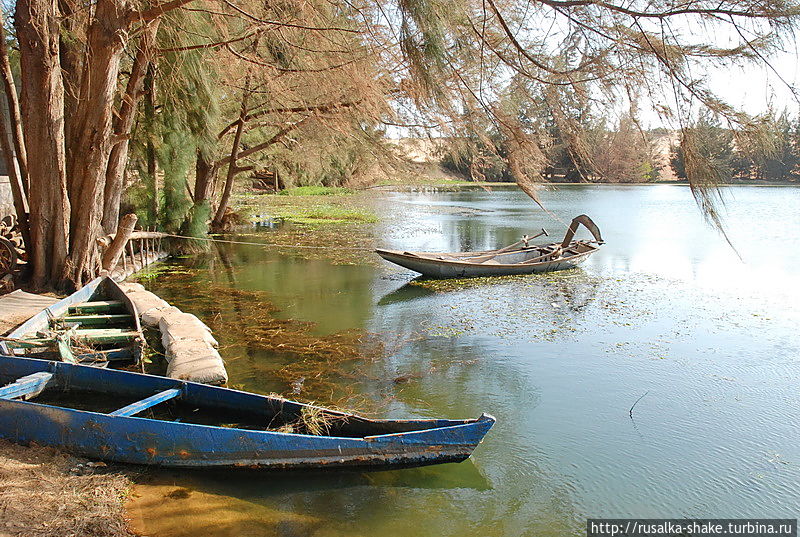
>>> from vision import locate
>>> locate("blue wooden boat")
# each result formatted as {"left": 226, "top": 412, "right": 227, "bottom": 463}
{"left": 0, "top": 276, "right": 143, "bottom": 367}
{"left": 0, "top": 355, "right": 495, "bottom": 469}
{"left": 376, "top": 214, "right": 604, "bottom": 278}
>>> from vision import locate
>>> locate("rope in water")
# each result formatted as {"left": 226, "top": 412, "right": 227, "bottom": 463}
{"left": 163, "top": 233, "right": 377, "bottom": 251}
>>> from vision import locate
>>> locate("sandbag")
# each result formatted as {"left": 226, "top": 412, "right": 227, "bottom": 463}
{"left": 165, "top": 340, "right": 228, "bottom": 385}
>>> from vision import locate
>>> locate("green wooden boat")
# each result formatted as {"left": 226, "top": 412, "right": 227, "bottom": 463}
{"left": 0, "top": 276, "right": 143, "bottom": 368}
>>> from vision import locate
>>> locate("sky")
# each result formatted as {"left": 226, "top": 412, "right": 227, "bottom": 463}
{"left": 613, "top": 18, "right": 800, "bottom": 128}
{"left": 710, "top": 54, "right": 800, "bottom": 114}
{"left": 386, "top": 8, "right": 800, "bottom": 136}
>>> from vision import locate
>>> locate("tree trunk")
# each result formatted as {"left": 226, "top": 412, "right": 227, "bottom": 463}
{"left": 58, "top": 0, "right": 81, "bottom": 178}
{"left": 102, "top": 21, "right": 159, "bottom": 234}
{"left": 64, "top": 0, "right": 129, "bottom": 286}
{"left": 100, "top": 213, "right": 137, "bottom": 271}
{"left": 212, "top": 85, "right": 250, "bottom": 228}
{"left": 0, "top": 10, "right": 31, "bottom": 256}
{"left": 211, "top": 143, "right": 243, "bottom": 230}
{"left": 144, "top": 65, "right": 159, "bottom": 223}
{"left": 0, "top": 9, "right": 30, "bottom": 199}
{"left": 15, "top": 0, "right": 70, "bottom": 289}
{"left": 194, "top": 152, "right": 218, "bottom": 204}
{"left": 0, "top": 98, "right": 31, "bottom": 257}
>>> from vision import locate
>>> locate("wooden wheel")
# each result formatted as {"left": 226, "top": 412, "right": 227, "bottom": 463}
{"left": 0, "top": 236, "right": 17, "bottom": 276}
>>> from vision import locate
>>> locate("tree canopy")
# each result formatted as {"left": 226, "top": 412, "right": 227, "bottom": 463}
{"left": 2, "top": 0, "right": 800, "bottom": 288}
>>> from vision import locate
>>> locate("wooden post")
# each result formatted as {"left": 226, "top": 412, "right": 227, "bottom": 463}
{"left": 128, "top": 242, "right": 136, "bottom": 271}
{"left": 101, "top": 213, "right": 138, "bottom": 272}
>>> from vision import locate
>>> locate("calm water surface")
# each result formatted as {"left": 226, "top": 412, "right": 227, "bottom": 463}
{"left": 130, "top": 185, "right": 800, "bottom": 537}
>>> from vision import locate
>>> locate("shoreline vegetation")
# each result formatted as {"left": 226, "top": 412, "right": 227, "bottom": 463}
{"left": 234, "top": 175, "right": 797, "bottom": 228}
{"left": 367, "top": 179, "right": 800, "bottom": 187}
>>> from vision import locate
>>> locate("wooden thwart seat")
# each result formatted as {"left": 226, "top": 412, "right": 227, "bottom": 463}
{"left": 68, "top": 300, "right": 126, "bottom": 314}
{"left": 75, "top": 348, "right": 134, "bottom": 362}
{"left": 72, "top": 328, "right": 141, "bottom": 344}
{"left": 18, "top": 329, "right": 140, "bottom": 347}
{"left": 0, "top": 372, "right": 55, "bottom": 400}
{"left": 110, "top": 388, "right": 182, "bottom": 417}
{"left": 61, "top": 314, "right": 134, "bottom": 326}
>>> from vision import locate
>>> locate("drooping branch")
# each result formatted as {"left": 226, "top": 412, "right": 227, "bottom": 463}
{"left": 217, "top": 100, "right": 361, "bottom": 138}
{"left": 157, "top": 28, "right": 262, "bottom": 52}
{"left": 219, "top": 0, "right": 361, "bottom": 33}
{"left": 484, "top": 0, "right": 593, "bottom": 77}
{"left": 215, "top": 117, "right": 314, "bottom": 169}
{"left": 536, "top": 0, "right": 790, "bottom": 20}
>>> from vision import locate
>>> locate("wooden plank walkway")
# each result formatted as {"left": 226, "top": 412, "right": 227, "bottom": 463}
{"left": 0, "top": 290, "right": 59, "bottom": 336}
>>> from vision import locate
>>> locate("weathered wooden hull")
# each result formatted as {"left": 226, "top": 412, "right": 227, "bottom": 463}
{"left": 376, "top": 244, "right": 597, "bottom": 278}
{"left": 0, "top": 276, "right": 143, "bottom": 365}
{"left": 377, "top": 215, "right": 604, "bottom": 278}
{"left": 0, "top": 356, "right": 495, "bottom": 469}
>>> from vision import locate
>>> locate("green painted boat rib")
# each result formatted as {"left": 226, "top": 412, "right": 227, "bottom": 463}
{"left": 61, "top": 314, "right": 135, "bottom": 326}
{"left": 68, "top": 300, "right": 126, "bottom": 314}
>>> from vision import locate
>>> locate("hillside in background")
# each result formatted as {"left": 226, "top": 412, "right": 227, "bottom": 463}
{"left": 388, "top": 133, "right": 682, "bottom": 183}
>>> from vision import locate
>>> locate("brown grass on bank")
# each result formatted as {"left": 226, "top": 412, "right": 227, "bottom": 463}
{"left": 0, "top": 440, "right": 133, "bottom": 537}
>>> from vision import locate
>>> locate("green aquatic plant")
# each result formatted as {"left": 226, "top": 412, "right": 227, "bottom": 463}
{"left": 277, "top": 186, "right": 354, "bottom": 196}
{"left": 137, "top": 282, "right": 387, "bottom": 409}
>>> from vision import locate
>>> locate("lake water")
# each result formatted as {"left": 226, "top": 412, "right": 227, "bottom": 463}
{"left": 129, "top": 184, "right": 800, "bottom": 537}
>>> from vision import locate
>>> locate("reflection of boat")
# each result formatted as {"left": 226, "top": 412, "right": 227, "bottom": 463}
{"left": 0, "top": 355, "right": 495, "bottom": 469}
{"left": 0, "top": 276, "right": 143, "bottom": 368}
{"left": 377, "top": 283, "right": 436, "bottom": 306}
{"left": 376, "top": 215, "right": 604, "bottom": 278}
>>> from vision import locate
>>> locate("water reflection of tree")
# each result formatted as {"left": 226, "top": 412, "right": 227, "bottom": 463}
{"left": 347, "top": 334, "right": 584, "bottom": 537}
{"left": 212, "top": 241, "right": 238, "bottom": 286}
{"left": 447, "top": 218, "right": 527, "bottom": 253}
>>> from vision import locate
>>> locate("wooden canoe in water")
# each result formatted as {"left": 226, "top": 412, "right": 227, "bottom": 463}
{"left": 0, "top": 355, "right": 495, "bottom": 469}
{"left": 0, "top": 276, "right": 143, "bottom": 368}
{"left": 376, "top": 214, "right": 604, "bottom": 278}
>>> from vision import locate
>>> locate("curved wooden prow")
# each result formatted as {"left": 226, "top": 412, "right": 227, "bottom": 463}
{"left": 560, "top": 215, "right": 603, "bottom": 249}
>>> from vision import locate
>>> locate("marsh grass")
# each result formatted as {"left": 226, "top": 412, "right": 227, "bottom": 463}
{"left": 278, "top": 186, "right": 354, "bottom": 196}
{"left": 298, "top": 406, "right": 334, "bottom": 436}
{"left": 408, "top": 269, "right": 590, "bottom": 293}
{"left": 234, "top": 190, "right": 378, "bottom": 225}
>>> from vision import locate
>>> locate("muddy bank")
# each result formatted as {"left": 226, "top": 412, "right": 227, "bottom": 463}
{"left": 0, "top": 440, "right": 133, "bottom": 537}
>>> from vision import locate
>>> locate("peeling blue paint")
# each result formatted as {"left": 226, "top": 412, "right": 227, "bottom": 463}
{"left": 0, "top": 355, "right": 494, "bottom": 469}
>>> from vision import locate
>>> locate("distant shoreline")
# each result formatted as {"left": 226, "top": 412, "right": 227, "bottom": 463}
{"left": 373, "top": 180, "right": 799, "bottom": 189}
